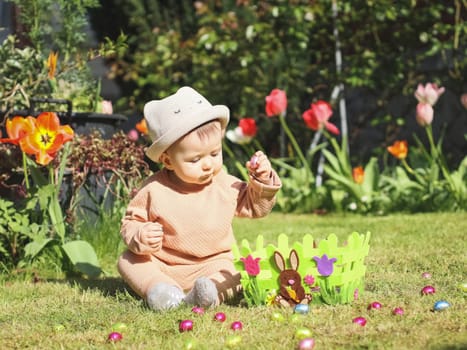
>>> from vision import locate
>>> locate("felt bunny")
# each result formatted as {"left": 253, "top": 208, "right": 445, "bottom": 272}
{"left": 273, "top": 249, "right": 312, "bottom": 307}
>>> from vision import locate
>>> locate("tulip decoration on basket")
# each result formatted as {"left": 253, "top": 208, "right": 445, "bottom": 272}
{"left": 233, "top": 231, "right": 371, "bottom": 307}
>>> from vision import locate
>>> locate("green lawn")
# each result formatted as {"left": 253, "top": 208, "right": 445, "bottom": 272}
{"left": 1, "top": 212, "right": 466, "bottom": 349}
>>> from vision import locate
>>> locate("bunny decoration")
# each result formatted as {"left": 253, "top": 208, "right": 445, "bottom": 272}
{"left": 273, "top": 249, "right": 312, "bottom": 307}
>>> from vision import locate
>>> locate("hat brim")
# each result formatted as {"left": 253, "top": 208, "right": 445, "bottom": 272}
{"left": 145, "top": 104, "right": 229, "bottom": 163}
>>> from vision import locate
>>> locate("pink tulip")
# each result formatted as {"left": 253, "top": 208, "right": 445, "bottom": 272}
{"left": 460, "top": 93, "right": 467, "bottom": 110}
{"left": 265, "top": 89, "right": 287, "bottom": 117}
{"left": 127, "top": 129, "right": 139, "bottom": 142}
{"left": 101, "top": 100, "right": 113, "bottom": 114}
{"left": 414, "top": 83, "right": 445, "bottom": 106}
{"left": 416, "top": 103, "right": 434, "bottom": 127}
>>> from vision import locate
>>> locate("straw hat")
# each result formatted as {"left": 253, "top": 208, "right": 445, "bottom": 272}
{"left": 144, "top": 86, "right": 230, "bottom": 162}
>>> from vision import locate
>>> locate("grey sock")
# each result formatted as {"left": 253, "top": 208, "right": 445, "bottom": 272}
{"left": 184, "top": 277, "right": 218, "bottom": 307}
{"left": 147, "top": 283, "right": 185, "bottom": 311}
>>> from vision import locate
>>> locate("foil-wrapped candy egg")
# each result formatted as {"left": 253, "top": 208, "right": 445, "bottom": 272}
{"left": 107, "top": 332, "right": 123, "bottom": 342}
{"left": 433, "top": 300, "right": 450, "bottom": 311}
{"left": 367, "top": 301, "right": 382, "bottom": 310}
{"left": 352, "top": 316, "right": 367, "bottom": 326}
{"left": 294, "top": 303, "right": 310, "bottom": 314}
{"left": 421, "top": 285, "right": 436, "bottom": 295}
{"left": 179, "top": 319, "right": 194, "bottom": 332}
{"left": 297, "top": 338, "right": 316, "bottom": 350}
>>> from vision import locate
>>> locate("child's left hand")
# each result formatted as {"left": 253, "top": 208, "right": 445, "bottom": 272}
{"left": 246, "top": 151, "right": 273, "bottom": 183}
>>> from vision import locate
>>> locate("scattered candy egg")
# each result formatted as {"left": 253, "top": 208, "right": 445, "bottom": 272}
{"left": 184, "top": 339, "right": 198, "bottom": 349}
{"left": 111, "top": 322, "right": 127, "bottom": 332}
{"left": 179, "top": 319, "right": 194, "bottom": 332}
{"left": 225, "top": 335, "right": 242, "bottom": 347}
{"left": 54, "top": 324, "right": 65, "bottom": 332}
{"left": 214, "top": 312, "right": 226, "bottom": 322}
{"left": 421, "top": 285, "right": 436, "bottom": 295}
{"left": 295, "top": 327, "right": 313, "bottom": 340}
{"left": 290, "top": 314, "right": 302, "bottom": 324}
{"left": 352, "top": 316, "right": 367, "bottom": 326}
{"left": 250, "top": 155, "right": 259, "bottom": 169}
{"left": 458, "top": 282, "right": 467, "bottom": 293}
{"left": 421, "top": 272, "right": 432, "bottom": 279}
{"left": 367, "top": 301, "right": 382, "bottom": 310}
{"left": 191, "top": 306, "right": 205, "bottom": 315}
{"left": 107, "top": 332, "right": 123, "bottom": 342}
{"left": 297, "top": 337, "right": 316, "bottom": 350}
{"left": 294, "top": 303, "right": 310, "bottom": 314}
{"left": 433, "top": 300, "right": 450, "bottom": 311}
{"left": 271, "top": 311, "right": 285, "bottom": 322}
{"left": 231, "top": 321, "right": 243, "bottom": 331}
{"left": 392, "top": 307, "right": 404, "bottom": 316}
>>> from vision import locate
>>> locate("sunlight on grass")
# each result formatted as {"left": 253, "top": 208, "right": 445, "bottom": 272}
{"left": 1, "top": 212, "right": 466, "bottom": 349}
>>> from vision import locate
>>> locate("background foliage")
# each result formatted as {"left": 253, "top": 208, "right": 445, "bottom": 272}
{"left": 89, "top": 0, "right": 466, "bottom": 165}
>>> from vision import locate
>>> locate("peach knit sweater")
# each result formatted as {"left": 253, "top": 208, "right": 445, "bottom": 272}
{"left": 118, "top": 167, "right": 281, "bottom": 299}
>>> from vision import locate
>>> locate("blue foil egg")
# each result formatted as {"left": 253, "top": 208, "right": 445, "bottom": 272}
{"left": 294, "top": 303, "right": 310, "bottom": 314}
{"left": 433, "top": 300, "right": 450, "bottom": 311}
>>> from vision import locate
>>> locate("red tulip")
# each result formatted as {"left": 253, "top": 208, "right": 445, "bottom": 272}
{"left": 265, "top": 89, "right": 287, "bottom": 117}
{"left": 238, "top": 118, "right": 257, "bottom": 137}
{"left": 302, "top": 100, "right": 339, "bottom": 135}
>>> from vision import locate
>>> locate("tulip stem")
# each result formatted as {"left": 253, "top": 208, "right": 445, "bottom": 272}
{"left": 425, "top": 125, "right": 457, "bottom": 198}
{"left": 22, "top": 152, "right": 30, "bottom": 190}
{"left": 278, "top": 113, "right": 311, "bottom": 177}
{"left": 223, "top": 141, "right": 249, "bottom": 181}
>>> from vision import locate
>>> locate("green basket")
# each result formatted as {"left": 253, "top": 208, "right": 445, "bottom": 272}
{"left": 233, "top": 231, "right": 371, "bottom": 306}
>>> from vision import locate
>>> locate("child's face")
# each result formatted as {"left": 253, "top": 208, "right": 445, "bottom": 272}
{"left": 162, "top": 126, "right": 223, "bottom": 185}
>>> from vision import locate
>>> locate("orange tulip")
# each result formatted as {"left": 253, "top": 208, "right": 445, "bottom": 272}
{"left": 0, "top": 116, "right": 36, "bottom": 145}
{"left": 47, "top": 51, "right": 58, "bottom": 79}
{"left": 19, "top": 112, "right": 74, "bottom": 166}
{"left": 387, "top": 140, "right": 408, "bottom": 160}
{"left": 352, "top": 166, "right": 364, "bottom": 184}
{"left": 135, "top": 118, "right": 148, "bottom": 135}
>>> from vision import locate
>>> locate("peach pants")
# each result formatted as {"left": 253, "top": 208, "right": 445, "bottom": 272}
{"left": 117, "top": 250, "right": 241, "bottom": 302}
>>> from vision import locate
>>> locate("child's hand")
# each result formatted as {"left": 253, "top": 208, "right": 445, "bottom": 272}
{"left": 246, "top": 151, "right": 273, "bottom": 183}
{"left": 139, "top": 222, "right": 164, "bottom": 252}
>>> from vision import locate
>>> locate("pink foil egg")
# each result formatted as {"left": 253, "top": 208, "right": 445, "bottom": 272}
{"left": 297, "top": 338, "right": 316, "bottom": 350}
{"left": 214, "top": 312, "right": 226, "bottom": 322}
{"left": 421, "top": 285, "right": 436, "bottom": 295}
{"left": 367, "top": 301, "right": 382, "bottom": 310}
{"left": 179, "top": 319, "right": 194, "bottom": 332}
{"left": 191, "top": 306, "right": 205, "bottom": 315}
{"left": 250, "top": 155, "right": 259, "bottom": 169}
{"left": 421, "top": 272, "right": 432, "bottom": 279}
{"left": 231, "top": 321, "right": 243, "bottom": 331}
{"left": 393, "top": 307, "right": 404, "bottom": 315}
{"left": 352, "top": 316, "right": 367, "bottom": 326}
{"left": 107, "top": 332, "right": 123, "bottom": 342}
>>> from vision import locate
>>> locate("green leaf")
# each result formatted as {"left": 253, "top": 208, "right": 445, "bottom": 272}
{"left": 24, "top": 238, "right": 54, "bottom": 259}
{"left": 362, "top": 157, "right": 379, "bottom": 194}
{"left": 62, "top": 240, "right": 101, "bottom": 278}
